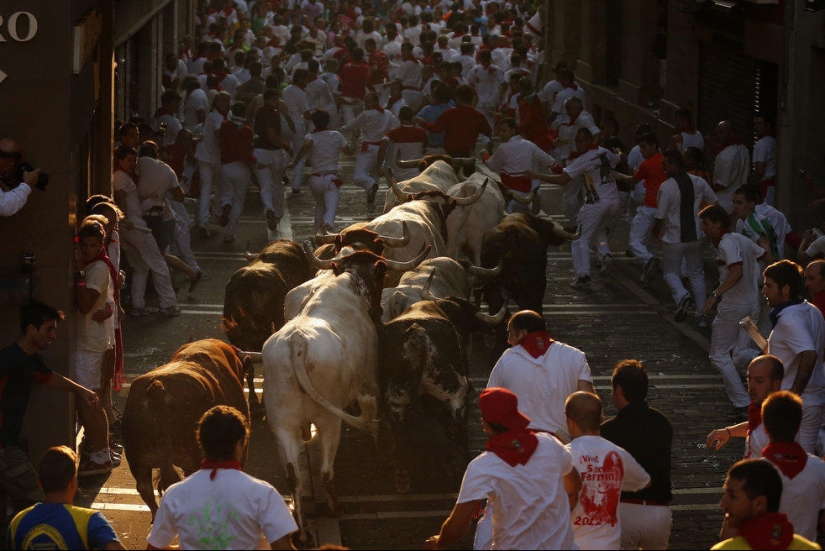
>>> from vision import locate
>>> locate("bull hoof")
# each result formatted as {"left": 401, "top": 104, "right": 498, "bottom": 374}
{"left": 394, "top": 469, "right": 411, "bottom": 494}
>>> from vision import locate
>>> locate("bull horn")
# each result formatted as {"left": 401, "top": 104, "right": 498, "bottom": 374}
{"left": 421, "top": 268, "right": 439, "bottom": 301}
{"left": 508, "top": 191, "right": 533, "bottom": 205}
{"left": 245, "top": 251, "right": 257, "bottom": 262}
{"left": 453, "top": 178, "right": 488, "bottom": 206}
{"left": 389, "top": 174, "right": 408, "bottom": 200}
{"left": 396, "top": 150, "right": 422, "bottom": 169}
{"left": 383, "top": 243, "right": 431, "bottom": 272}
{"left": 303, "top": 241, "right": 333, "bottom": 270}
{"left": 467, "top": 259, "right": 503, "bottom": 277}
{"left": 475, "top": 302, "right": 508, "bottom": 324}
{"left": 552, "top": 222, "right": 581, "bottom": 241}
{"left": 314, "top": 225, "right": 338, "bottom": 245}
{"left": 378, "top": 221, "right": 410, "bottom": 247}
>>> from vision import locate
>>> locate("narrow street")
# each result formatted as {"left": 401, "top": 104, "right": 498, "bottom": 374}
{"left": 78, "top": 162, "right": 744, "bottom": 549}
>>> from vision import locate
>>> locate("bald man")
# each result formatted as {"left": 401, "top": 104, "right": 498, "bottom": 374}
{"left": 0, "top": 138, "right": 43, "bottom": 217}
{"left": 564, "top": 392, "right": 650, "bottom": 550}
{"left": 712, "top": 121, "right": 750, "bottom": 213}
{"left": 804, "top": 260, "right": 825, "bottom": 320}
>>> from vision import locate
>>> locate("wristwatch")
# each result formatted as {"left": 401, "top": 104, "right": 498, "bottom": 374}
{"left": 712, "top": 291, "right": 720, "bottom": 299}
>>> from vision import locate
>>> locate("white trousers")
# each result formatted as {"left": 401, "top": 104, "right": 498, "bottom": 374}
{"left": 169, "top": 200, "right": 200, "bottom": 272}
{"left": 709, "top": 302, "right": 760, "bottom": 408}
{"left": 629, "top": 205, "right": 657, "bottom": 262}
{"left": 120, "top": 228, "right": 177, "bottom": 309}
{"left": 619, "top": 502, "right": 672, "bottom": 550}
{"left": 196, "top": 160, "right": 223, "bottom": 228}
{"left": 254, "top": 148, "right": 287, "bottom": 218}
{"left": 799, "top": 403, "right": 824, "bottom": 453}
{"left": 341, "top": 98, "right": 363, "bottom": 127}
{"left": 354, "top": 144, "right": 380, "bottom": 190}
{"left": 309, "top": 174, "right": 341, "bottom": 230}
{"left": 562, "top": 179, "right": 583, "bottom": 227}
{"left": 661, "top": 240, "right": 706, "bottom": 308}
{"left": 572, "top": 201, "right": 619, "bottom": 277}
{"left": 221, "top": 161, "right": 251, "bottom": 236}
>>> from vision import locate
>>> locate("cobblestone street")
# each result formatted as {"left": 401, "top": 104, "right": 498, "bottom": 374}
{"left": 79, "top": 163, "right": 748, "bottom": 549}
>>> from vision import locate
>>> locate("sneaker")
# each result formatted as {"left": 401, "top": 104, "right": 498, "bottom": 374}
{"left": 569, "top": 275, "right": 592, "bottom": 289}
{"left": 219, "top": 204, "right": 232, "bottom": 227}
{"left": 78, "top": 459, "right": 112, "bottom": 477}
{"left": 600, "top": 254, "right": 613, "bottom": 274}
{"left": 188, "top": 270, "right": 203, "bottom": 293}
{"left": 223, "top": 233, "right": 237, "bottom": 244}
{"left": 291, "top": 188, "right": 303, "bottom": 196}
{"left": 674, "top": 294, "right": 693, "bottom": 322}
{"left": 158, "top": 306, "right": 181, "bottom": 318}
{"left": 128, "top": 307, "right": 150, "bottom": 318}
{"left": 641, "top": 257, "right": 658, "bottom": 286}
{"left": 366, "top": 183, "right": 379, "bottom": 206}
{"left": 266, "top": 210, "right": 280, "bottom": 231}
{"left": 696, "top": 314, "right": 709, "bottom": 329}
{"left": 198, "top": 226, "right": 211, "bottom": 239}
{"left": 110, "top": 442, "right": 124, "bottom": 455}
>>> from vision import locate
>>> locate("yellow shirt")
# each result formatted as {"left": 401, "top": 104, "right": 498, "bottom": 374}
{"left": 711, "top": 534, "right": 821, "bottom": 550}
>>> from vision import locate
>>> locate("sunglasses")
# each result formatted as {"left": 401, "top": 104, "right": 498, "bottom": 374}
{"left": 0, "top": 150, "right": 22, "bottom": 161}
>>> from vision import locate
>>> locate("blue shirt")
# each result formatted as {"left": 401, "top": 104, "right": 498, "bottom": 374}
{"left": 7, "top": 502, "right": 119, "bottom": 550}
{"left": 417, "top": 100, "right": 455, "bottom": 148}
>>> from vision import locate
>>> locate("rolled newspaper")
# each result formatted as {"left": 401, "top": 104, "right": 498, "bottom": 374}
{"left": 739, "top": 316, "right": 768, "bottom": 353}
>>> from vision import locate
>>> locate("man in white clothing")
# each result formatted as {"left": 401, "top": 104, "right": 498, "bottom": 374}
{"left": 147, "top": 406, "right": 297, "bottom": 550}
{"left": 762, "top": 260, "right": 825, "bottom": 453}
{"left": 397, "top": 43, "right": 423, "bottom": 112}
{"left": 466, "top": 50, "right": 506, "bottom": 129}
{"left": 341, "top": 92, "right": 399, "bottom": 212}
{"left": 182, "top": 75, "right": 209, "bottom": 131}
{"left": 668, "top": 108, "right": 704, "bottom": 154}
{"left": 193, "top": 91, "right": 229, "bottom": 237}
{"left": 550, "top": 68, "right": 586, "bottom": 122}
{"left": 282, "top": 68, "right": 312, "bottom": 195}
{"left": 750, "top": 112, "right": 778, "bottom": 205}
{"left": 712, "top": 120, "right": 750, "bottom": 212}
{"left": 424, "top": 387, "right": 581, "bottom": 551}
{"left": 565, "top": 392, "right": 651, "bottom": 550}
{"left": 487, "top": 310, "right": 594, "bottom": 443}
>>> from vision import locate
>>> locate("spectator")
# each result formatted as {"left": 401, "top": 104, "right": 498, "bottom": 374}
{"left": 706, "top": 355, "right": 784, "bottom": 459}
{"left": 713, "top": 459, "right": 819, "bottom": 550}
{"left": 0, "top": 301, "right": 112, "bottom": 494}
{"left": 750, "top": 112, "right": 778, "bottom": 205}
{"left": 712, "top": 120, "right": 750, "bottom": 213}
{"left": 0, "top": 138, "right": 44, "bottom": 217}
{"left": 804, "top": 260, "right": 825, "bottom": 318}
{"left": 762, "top": 260, "right": 825, "bottom": 453}
{"left": 699, "top": 204, "right": 767, "bottom": 410}
{"left": 564, "top": 391, "right": 651, "bottom": 550}
{"left": 6, "top": 446, "right": 125, "bottom": 550}
{"left": 146, "top": 406, "right": 298, "bottom": 550}
{"left": 153, "top": 90, "right": 183, "bottom": 146}
{"left": 668, "top": 107, "right": 704, "bottom": 154}
{"left": 424, "top": 388, "right": 581, "bottom": 550}
{"left": 601, "top": 359, "right": 673, "bottom": 550}
{"left": 194, "top": 91, "right": 230, "bottom": 238}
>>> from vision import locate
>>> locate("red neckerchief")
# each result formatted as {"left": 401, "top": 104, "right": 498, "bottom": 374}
{"left": 710, "top": 227, "right": 730, "bottom": 249}
{"left": 266, "top": 39, "right": 280, "bottom": 48}
{"left": 114, "top": 166, "right": 139, "bottom": 184}
{"left": 404, "top": 54, "right": 419, "bottom": 64}
{"left": 486, "top": 427, "right": 538, "bottom": 467}
{"left": 85, "top": 249, "right": 119, "bottom": 304}
{"left": 216, "top": 70, "right": 227, "bottom": 81}
{"left": 715, "top": 134, "right": 742, "bottom": 156}
{"left": 747, "top": 402, "right": 762, "bottom": 433}
{"left": 153, "top": 107, "right": 172, "bottom": 118}
{"left": 763, "top": 442, "right": 808, "bottom": 480}
{"left": 481, "top": 62, "right": 496, "bottom": 75}
{"left": 200, "top": 459, "right": 242, "bottom": 480}
{"left": 517, "top": 330, "right": 555, "bottom": 359}
{"left": 567, "top": 142, "right": 599, "bottom": 161}
{"left": 222, "top": 7, "right": 234, "bottom": 16}
{"left": 421, "top": 55, "right": 433, "bottom": 66}
{"left": 736, "top": 512, "right": 794, "bottom": 550}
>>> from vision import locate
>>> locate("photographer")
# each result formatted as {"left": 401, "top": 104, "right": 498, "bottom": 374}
{"left": 0, "top": 138, "right": 46, "bottom": 217}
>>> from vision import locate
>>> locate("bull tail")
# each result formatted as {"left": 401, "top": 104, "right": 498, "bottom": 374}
{"left": 146, "top": 380, "right": 182, "bottom": 494}
{"left": 289, "top": 334, "right": 379, "bottom": 438}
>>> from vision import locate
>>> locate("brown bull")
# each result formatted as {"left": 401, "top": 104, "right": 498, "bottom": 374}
{"left": 121, "top": 339, "right": 251, "bottom": 520}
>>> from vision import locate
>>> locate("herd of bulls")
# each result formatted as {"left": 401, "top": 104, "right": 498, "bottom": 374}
{"left": 120, "top": 157, "right": 579, "bottom": 543}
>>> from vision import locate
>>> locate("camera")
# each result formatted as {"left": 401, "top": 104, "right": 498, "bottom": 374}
{"left": 14, "top": 161, "right": 49, "bottom": 191}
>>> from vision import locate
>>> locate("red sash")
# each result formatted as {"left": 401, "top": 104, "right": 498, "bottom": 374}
{"left": 500, "top": 172, "right": 532, "bottom": 193}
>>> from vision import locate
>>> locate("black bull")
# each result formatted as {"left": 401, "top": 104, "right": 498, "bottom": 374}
{"left": 479, "top": 212, "right": 579, "bottom": 315}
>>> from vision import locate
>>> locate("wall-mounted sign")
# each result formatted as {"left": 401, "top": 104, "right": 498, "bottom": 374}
{"left": 73, "top": 10, "right": 102, "bottom": 74}
{"left": 0, "top": 12, "right": 38, "bottom": 43}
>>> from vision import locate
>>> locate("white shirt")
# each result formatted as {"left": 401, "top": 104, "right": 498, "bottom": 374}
{"left": 767, "top": 301, "right": 825, "bottom": 406}
{"left": 626, "top": 145, "right": 644, "bottom": 172}
{"left": 713, "top": 143, "right": 750, "bottom": 212}
{"left": 713, "top": 232, "right": 764, "bottom": 311}
{"left": 306, "top": 130, "right": 348, "bottom": 173}
{"left": 76, "top": 260, "right": 114, "bottom": 353}
{"left": 457, "top": 433, "right": 576, "bottom": 550}
{"left": 753, "top": 135, "right": 777, "bottom": 182}
{"left": 0, "top": 183, "right": 31, "bottom": 217}
{"left": 184, "top": 88, "right": 209, "bottom": 131}
{"left": 563, "top": 147, "right": 621, "bottom": 205}
{"left": 136, "top": 157, "right": 177, "bottom": 220}
{"left": 342, "top": 108, "right": 399, "bottom": 143}
{"left": 154, "top": 112, "right": 181, "bottom": 146}
{"left": 281, "top": 85, "right": 309, "bottom": 132}
{"left": 537, "top": 79, "right": 562, "bottom": 105}
{"left": 467, "top": 64, "right": 505, "bottom": 105}
{"left": 305, "top": 77, "right": 334, "bottom": 112}
{"left": 755, "top": 203, "right": 792, "bottom": 258}
{"left": 147, "top": 468, "right": 297, "bottom": 550}
{"left": 679, "top": 130, "right": 704, "bottom": 153}
{"left": 767, "top": 453, "right": 825, "bottom": 542}
{"left": 566, "top": 435, "right": 651, "bottom": 551}
{"left": 553, "top": 111, "right": 600, "bottom": 164}
{"left": 488, "top": 342, "right": 592, "bottom": 437}
{"left": 655, "top": 173, "right": 717, "bottom": 244}
{"left": 552, "top": 84, "right": 586, "bottom": 115}
{"left": 457, "top": 54, "right": 476, "bottom": 79}
{"left": 487, "top": 135, "right": 557, "bottom": 177}
{"left": 745, "top": 423, "right": 768, "bottom": 459}
{"left": 220, "top": 73, "right": 241, "bottom": 100}
{"left": 195, "top": 110, "right": 226, "bottom": 163}
{"left": 112, "top": 171, "right": 147, "bottom": 229}
{"left": 397, "top": 58, "right": 422, "bottom": 90}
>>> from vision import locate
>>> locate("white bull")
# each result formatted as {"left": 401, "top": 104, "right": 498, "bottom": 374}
{"left": 263, "top": 249, "right": 426, "bottom": 544}
{"left": 446, "top": 173, "right": 505, "bottom": 265}
{"left": 382, "top": 156, "right": 474, "bottom": 213}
